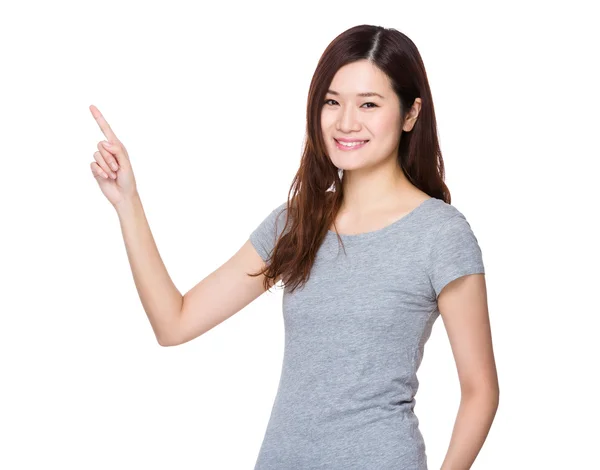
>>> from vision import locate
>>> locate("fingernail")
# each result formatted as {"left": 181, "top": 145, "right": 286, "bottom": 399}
{"left": 110, "top": 162, "right": 118, "bottom": 171}
{"left": 102, "top": 141, "right": 111, "bottom": 147}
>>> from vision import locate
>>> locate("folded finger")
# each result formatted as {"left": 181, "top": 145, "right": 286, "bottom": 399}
{"left": 90, "top": 161, "right": 109, "bottom": 179}
{"left": 100, "top": 139, "right": 128, "bottom": 164}
{"left": 97, "top": 141, "right": 120, "bottom": 171}
{"left": 93, "top": 151, "right": 117, "bottom": 179}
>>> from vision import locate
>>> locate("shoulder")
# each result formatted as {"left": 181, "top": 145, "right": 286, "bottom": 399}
{"left": 425, "top": 197, "right": 464, "bottom": 222}
{"left": 419, "top": 197, "right": 473, "bottom": 236}
{"left": 249, "top": 200, "right": 291, "bottom": 261}
{"left": 266, "top": 201, "right": 289, "bottom": 230}
{"left": 273, "top": 200, "right": 288, "bottom": 217}
{"left": 421, "top": 199, "right": 486, "bottom": 298}
{"left": 254, "top": 200, "right": 290, "bottom": 235}
{"left": 420, "top": 198, "right": 483, "bottom": 255}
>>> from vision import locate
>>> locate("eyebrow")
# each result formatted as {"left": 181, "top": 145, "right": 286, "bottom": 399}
{"left": 327, "top": 89, "right": 385, "bottom": 99}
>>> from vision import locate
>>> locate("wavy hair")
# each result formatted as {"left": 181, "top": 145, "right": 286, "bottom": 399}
{"left": 249, "top": 24, "right": 450, "bottom": 294}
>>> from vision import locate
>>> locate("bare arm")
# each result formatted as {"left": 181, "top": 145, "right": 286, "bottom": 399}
{"left": 437, "top": 274, "right": 499, "bottom": 469}
{"left": 89, "top": 104, "right": 184, "bottom": 346}
{"left": 89, "top": 105, "right": 272, "bottom": 347}
{"left": 116, "top": 193, "right": 276, "bottom": 347}
{"left": 172, "top": 238, "right": 278, "bottom": 346}
{"left": 115, "top": 193, "right": 183, "bottom": 346}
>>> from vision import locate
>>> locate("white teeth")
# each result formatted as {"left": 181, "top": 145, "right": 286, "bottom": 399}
{"left": 337, "top": 140, "right": 367, "bottom": 147}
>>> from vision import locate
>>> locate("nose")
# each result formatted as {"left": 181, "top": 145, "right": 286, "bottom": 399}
{"left": 336, "top": 105, "right": 362, "bottom": 133}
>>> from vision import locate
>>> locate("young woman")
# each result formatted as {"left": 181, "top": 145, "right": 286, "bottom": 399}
{"left": 90, "top": 24, "right": 498, "bottom": 470}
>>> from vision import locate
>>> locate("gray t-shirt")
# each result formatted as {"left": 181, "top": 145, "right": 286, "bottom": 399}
{"left": 249, "top": 196, "right": 485, "bottom": 470}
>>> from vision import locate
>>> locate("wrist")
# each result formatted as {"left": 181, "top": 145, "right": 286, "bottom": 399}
{"left": 114, "top": 192, "right": 141, "bottom": 214}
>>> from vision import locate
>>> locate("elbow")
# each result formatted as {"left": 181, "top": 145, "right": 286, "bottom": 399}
{"left": 155, "top": 310, "right": 182, "bottom": 347}
{"left": 156, "top": 325, "right": 180, "bottom": 347}
{"left": 461, "top": 377, "right": 500, "bottom": 400}
{"left": 156, "top": 332, "right": 179, "bottom": 347}
{"left": 157, "top": 337, "right": 173, "bottom": 347}
{"left": 462, "top": 383, "right": 500, "bottom": 408}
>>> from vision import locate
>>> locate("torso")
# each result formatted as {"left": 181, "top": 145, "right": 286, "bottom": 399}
{"left": 254, "top": 194, "right": 456, "bottom": 470}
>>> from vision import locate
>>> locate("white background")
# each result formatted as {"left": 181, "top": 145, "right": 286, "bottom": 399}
{"left": 1, "top": 0, "right": 598, "bottom": 468}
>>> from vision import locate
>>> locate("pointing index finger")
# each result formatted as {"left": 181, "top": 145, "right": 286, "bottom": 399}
{"left": 89, "top": 104, "right": 118, "bottom": 142}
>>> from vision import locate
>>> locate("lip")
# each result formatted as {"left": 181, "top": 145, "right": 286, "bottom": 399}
{"left": 335, "top": 137, "right": 370, "bottom": 142}
{"left": 334, "top": 138, "right": 369, "bottom": 151}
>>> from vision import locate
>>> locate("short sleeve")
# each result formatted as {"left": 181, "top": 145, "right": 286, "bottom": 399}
{"left": 428, "top": 213, "right": 485, "bottom": 299}
{"left": 249, "top": 202, "right": 288, "bottom": 262}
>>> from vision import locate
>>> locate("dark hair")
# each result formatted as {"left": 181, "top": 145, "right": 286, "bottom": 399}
{"left": 250, "top": 24, "right": 450, "bottom": 294}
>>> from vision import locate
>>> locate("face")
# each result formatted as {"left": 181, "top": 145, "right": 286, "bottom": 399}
{"left": 321, "top": 60, "right": 408, "bottom": 172}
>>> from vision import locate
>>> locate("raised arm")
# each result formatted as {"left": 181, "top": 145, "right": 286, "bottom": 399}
{"left": 89, "top": 104, "right": 276, "bottom": 347}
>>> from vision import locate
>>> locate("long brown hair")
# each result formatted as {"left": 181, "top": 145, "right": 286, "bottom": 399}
{"left": 250, "top": 24, "right": 450, "bottom": 294}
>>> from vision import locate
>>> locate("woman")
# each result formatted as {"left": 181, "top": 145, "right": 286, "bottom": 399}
{"left": 90, "top": 24, "right": 498, "bottom": 470}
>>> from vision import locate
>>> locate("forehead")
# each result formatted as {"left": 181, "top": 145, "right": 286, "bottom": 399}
{"left": 328, "top": 60, "right": 392, "bottom": 95}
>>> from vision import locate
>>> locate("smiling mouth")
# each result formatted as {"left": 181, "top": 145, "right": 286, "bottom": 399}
{"left": 334, "top": 138, "right": 370, "bottom": 148}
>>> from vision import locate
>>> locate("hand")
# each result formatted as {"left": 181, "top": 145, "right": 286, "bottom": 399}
{"left": 89, "top": 104, "right": 138, "bottom": 207}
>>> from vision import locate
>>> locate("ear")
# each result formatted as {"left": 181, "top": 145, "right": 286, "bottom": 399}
{"left": 402, "top": 97, "right": 422, "bottom": 132}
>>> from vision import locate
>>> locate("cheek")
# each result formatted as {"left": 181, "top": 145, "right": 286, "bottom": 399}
{"left": 371, "top": 112, "right": 398, "bottom": 134}
{"left": 321, "top": 112, "right": 334, "bottom": 130}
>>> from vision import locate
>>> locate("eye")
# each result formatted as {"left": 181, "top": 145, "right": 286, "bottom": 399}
{"left": 323, "top": 99, "right": 378, "bottom": 108}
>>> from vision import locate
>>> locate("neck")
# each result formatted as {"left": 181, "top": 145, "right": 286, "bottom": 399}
{"left": 338, "top": 160, "right": 416, "bottom": 214}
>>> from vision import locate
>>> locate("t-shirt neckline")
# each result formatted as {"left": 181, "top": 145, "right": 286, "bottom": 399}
{"left": 326, "top": 197, "right": 435, "bottom": 241}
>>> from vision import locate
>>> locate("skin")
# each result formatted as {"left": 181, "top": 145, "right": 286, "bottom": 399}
{"left": 321, "top": 59, "right": 428, "bottom": 232}
{"left": 438, "top": 275, "right": 499, "bottom": 469}
{"left": 88, "top": 104, "right": 138, "bottom": 209}
{"left": 321, "top": 60, "right": 499, "bottom": 468}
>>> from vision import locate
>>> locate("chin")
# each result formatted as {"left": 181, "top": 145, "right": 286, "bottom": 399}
{"left": 331, "top": 160, "right": 369, "bottom": 172}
